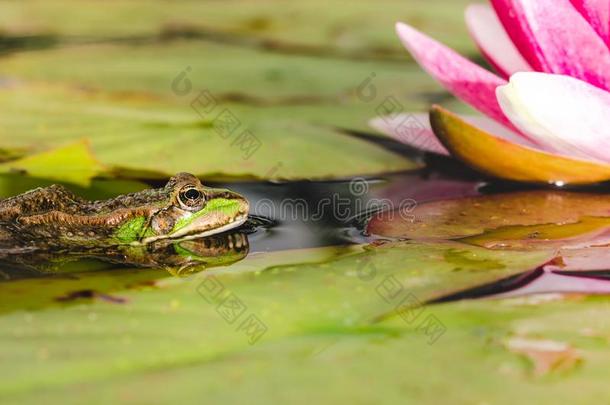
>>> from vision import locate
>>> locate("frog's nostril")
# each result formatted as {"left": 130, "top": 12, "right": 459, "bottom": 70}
{"left": 238, "top": 199, "right": 250, "bottom": 215}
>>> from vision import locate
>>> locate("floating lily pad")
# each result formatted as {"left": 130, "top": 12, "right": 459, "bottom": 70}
{"left": 367, "top": 190, "right": 610, "bottom": 243}
{"left": 6, "top": 293, "right": 610, "bottom": 402}
{"left": 0, "top": 40, "right": 444, "bottom": 136}
{"left": 0, "top": 146, "right": 26, "bottom": 162}
{"left": 0, "top": 84, "right": 418, "bottom": 181}
{"left": 65, "top": 299, "right": 610, "bottom": 402}
{"left": 0, "top": 172, "right": 147, "bottom": 201}
{"left": 0, "top": 245, "right": 357, "bottom": 314}
{"left": 429, "top": 105, "right": 610, "bottom": 185}
{"left": 0, "top": 42, "right": 431, "bottom": 101}
{"left": 461, "top": 216, "right": 610, "bottom": 250}
{"left": 0, "top": 140, "right": 105, "bottom": 186}
{"left": 0, "top": 0, "right": 474, "bottom": 57}
{"left": 0, "top": 241, "right": 549, "bottom": 396}
{"left": 0, "top": 241, "right": 549, "bottom": 314}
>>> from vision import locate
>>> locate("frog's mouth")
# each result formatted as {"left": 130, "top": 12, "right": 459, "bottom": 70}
{"left": 168, "top": 213, "right": 249, "bottom": 241}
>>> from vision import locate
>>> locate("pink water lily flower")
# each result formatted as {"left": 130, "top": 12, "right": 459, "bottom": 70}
{"left": 371, "top": 0, "right": 610, "bottom": 185}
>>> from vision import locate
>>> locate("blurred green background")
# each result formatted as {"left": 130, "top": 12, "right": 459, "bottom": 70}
{"left": 0, "top": 0, "right": 478, "bottom": 186}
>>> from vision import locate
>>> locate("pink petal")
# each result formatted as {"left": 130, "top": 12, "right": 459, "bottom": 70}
{"left": 465, "top": 3, "right": 532, "bottom": 78}
{"left": 395, "top": 22, "right": 513, "bottom": 128}
{"left": 370, "top": 112, "right": 540, "bottom": 154}
{"left": 369, "top": 113, "right": 449, "bottom": 155}
{"left": 493, "top": 270, "right": 610, "bottom": 299}
{"left": 491, "top": 0, "right": 610, "bottom": 91}
{"left": 571, "top": 0, "right": 610, "bottom": 44}
{"left": 497, "top": 72, "right": 610, "bottom": 163}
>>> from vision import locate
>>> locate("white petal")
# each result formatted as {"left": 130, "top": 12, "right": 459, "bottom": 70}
{"left": 497, "top": 72, "right": 610, "bottom": 163}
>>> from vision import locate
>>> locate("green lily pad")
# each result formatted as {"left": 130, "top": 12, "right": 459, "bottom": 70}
{"left": 30, "top": 298, "right": 610, "bottom": 403}
{"left": 0, "top": 140, "right": 106, "bottom": 186}
{"left": 0, "top": 245, "right": 355, "bottom": 314}
{"left": 368, "top": 191, "right": 610, "bottom": 244}
{"left": 0, "top": 41, "right": 431, "bottom": 101}
{"left": 0, "top": 40, "right": 444, "bottom": 136}
{"left": 0, "top": 146, "right": 27, "bottom": 162}
{"left": 0, "top": 172, "right": 147, "bottom": 200}
{"left": 0, "top": 240, "right": 549, "bottom": 396}
{"left": 0, "top": 0, "right": 474, "bottom": 57}
{"left": 0, "top": 83, "right": 418, "bottom": 180}
{"left": 6, "top": 293, "right": 610, "bottom": 403}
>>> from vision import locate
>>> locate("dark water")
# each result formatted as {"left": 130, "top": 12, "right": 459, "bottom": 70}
{"left": 219, "top": 168, "right": 482, "bottom": 253}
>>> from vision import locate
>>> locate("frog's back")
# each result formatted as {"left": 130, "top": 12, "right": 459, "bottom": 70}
{"left": 0, "top": 183, "right": 170, "bottom": 247}
{"left": 0, "top": 184, "right": 84, "bottom": 222}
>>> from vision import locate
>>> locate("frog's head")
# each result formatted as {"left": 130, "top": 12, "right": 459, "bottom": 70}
{"left": 141, "top": 173, "right": 249, "bottom": 243}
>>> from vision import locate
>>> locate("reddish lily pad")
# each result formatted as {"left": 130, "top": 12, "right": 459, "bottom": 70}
{"left": 461, "top": 216, "right": 610, "bottom": 250}
{"left": 429, "top": 105, "right": 610, "bottom": 185}
{"left": 367, "top": 190, "right": 610, "bottom": 246}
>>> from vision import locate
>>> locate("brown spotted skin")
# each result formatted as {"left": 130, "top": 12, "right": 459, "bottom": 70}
{"left": 0, "top": 173, "right": 245, "bottom": 248}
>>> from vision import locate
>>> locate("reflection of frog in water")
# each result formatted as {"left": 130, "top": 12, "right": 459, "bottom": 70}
{"left": 0, "top": 231, "right": 250, "bottom": 279}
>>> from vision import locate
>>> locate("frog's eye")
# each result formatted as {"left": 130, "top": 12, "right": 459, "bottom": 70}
{"left": 178, "top": 186, "right": 204, "bottom": 210}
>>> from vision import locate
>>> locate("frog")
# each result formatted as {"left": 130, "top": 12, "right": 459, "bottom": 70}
{"left": 0, "top": 172, "right": 250, "bottom": 248}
